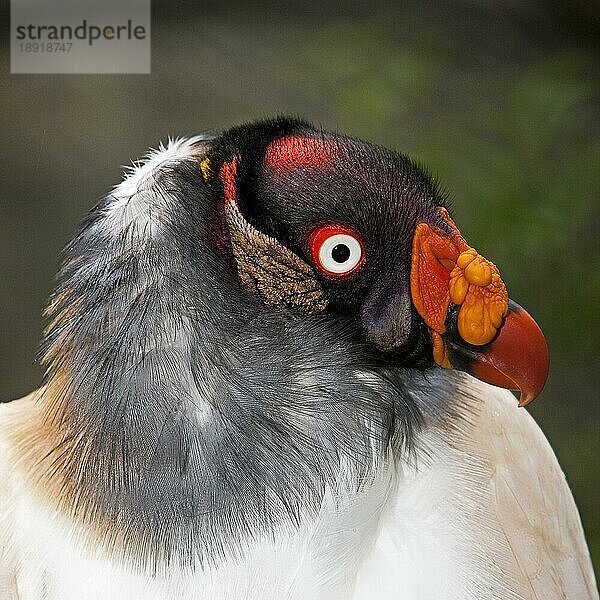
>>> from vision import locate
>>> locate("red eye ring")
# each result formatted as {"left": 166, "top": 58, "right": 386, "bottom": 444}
{"left": 309, "top": 224, "right": 366, "bottom": 278}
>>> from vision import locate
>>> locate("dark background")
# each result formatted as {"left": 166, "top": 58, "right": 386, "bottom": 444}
{"left": 1, "top": 0, "right": 598, "bottom": 574}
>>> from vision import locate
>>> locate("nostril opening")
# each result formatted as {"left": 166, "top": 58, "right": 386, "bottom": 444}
{"left": 437, "top": 257, "right": 455, "bottom": 271}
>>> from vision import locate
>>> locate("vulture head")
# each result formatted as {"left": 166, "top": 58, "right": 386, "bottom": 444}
{"left": 39, "top": 116, "right": 549, "bottom": 567}
{"left": 202, "top": 117, "right": 548, "bottom": 405}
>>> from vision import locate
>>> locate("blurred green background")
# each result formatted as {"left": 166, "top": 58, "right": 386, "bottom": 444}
{"left": 1, "top": 0, "right": 598, "bottom": 575}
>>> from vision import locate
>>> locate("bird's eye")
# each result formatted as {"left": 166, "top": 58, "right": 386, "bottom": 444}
{"left": 310, "top": 225, "right": 365, "bottom": 277}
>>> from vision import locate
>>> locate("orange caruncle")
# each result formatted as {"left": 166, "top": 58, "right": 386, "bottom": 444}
{"left": 411, "top": 208, "right": 509, "bottom": 367}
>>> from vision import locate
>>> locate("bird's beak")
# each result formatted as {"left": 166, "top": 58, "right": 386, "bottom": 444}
{"left": 442, "top": 300, "right": 549, "bottom": 406}
{"left": 410, "top": 208, "right": 549, "bottom": 406}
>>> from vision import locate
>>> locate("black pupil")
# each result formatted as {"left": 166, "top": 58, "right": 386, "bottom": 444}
{"left": 331, "top": 243, "right": 351, "bottom": 263}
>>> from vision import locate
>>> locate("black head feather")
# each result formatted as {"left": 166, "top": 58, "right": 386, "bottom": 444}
{"left": 206, "top": 117, "right": 453, "bottom": 365}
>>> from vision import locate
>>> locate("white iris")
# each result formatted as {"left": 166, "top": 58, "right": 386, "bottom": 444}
{"left": 318, "top": 233, "right": 362, "bottom": 274}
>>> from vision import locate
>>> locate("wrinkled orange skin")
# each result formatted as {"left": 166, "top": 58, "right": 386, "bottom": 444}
{"left": 411, "top": 208, "right": 509, "bottom": 366}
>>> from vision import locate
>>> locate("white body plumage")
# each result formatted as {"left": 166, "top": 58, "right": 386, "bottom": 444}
{"left": 1, "top": 383, "right": 596, "bottom": 599}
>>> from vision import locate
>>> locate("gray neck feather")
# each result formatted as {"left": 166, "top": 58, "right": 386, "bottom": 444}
{"left": 39, "top": 149, "right": 455, "bottom": 570}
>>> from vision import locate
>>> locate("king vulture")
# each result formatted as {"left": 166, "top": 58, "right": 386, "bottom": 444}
{"left": 0, "top": 117, "right": 597, "bottom": 599}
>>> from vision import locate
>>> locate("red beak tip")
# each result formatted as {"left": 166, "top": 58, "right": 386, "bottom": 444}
{"left": 517, "top": 393, "right": 534, "bottom": 408}
{"left": 466, "top": 301, "right": 549, "bottom": 407}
